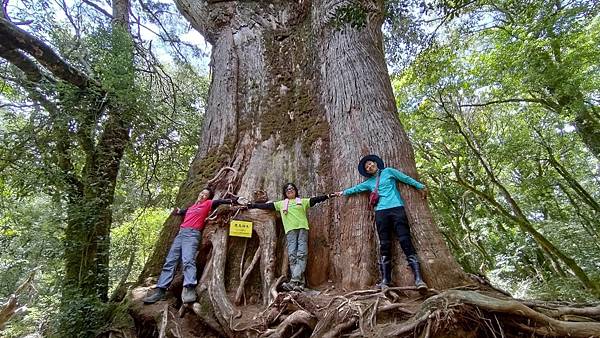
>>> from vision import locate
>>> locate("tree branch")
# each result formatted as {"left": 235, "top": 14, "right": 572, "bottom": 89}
{"left": 459, "top": 98, "right": 549, "bottom": 108}
{"left": 0, "top": 17, "right": 92, "bottom": 87}
{"left": 82, "top": 0, "right": 113, "bottom": 18}
{"left": 0, "top": 43, "right": 44, "bottom": 82}
{"left": 136, "top": 0, "right": 189, "bottom": 62}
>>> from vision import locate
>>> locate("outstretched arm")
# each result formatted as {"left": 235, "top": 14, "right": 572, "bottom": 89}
{"left": 309, "top": 195, "right": 330, "bottom": 207}
{"left": 338, "top": 181, "right": 371, "bottom": 196}
{"left": 387, "top": 168, "right": 425, "bottom": 190}
{"left": 172, "top": 207, "right": 187, "bottom": 216}
{"left": 247, "top": 202, "right": 276, "bottom": 210}
{"left": 211, "top": 198, "right": 239, "bottom": 209}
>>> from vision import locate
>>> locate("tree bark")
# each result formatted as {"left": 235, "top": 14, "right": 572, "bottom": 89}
{"left": 144, "top": 0, "right": 468, "bottom": 296}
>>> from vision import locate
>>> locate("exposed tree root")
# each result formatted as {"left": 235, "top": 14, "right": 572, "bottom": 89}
{"left": 522, "top": 300, "right": 600, "bottom": 321}
{"left": 379, "top": 290, "right": 600, "bottom": 338}
{"left": 129, "top": 274, "right": 600, "bottom": 337}
{"left": 260, "top": 310, "right": 315, "bottom": 338}
{"left": 235, "top": 245, "right": 261, "bottom": 305}
{"left": 128, "top": 209, "right": 600, "bottom": 338}
{"left": 321, "top": 317, "right": 357, "bottom": 338}
{"left": 158, "top": 304, "right": 168, "bottom": 338}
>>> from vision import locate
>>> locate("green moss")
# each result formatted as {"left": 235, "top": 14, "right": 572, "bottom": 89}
{"left": 102, "top": 300, "right": 135, "bottom": 332}
{"left": 197, "top": 291, "right": 213, "bottom": 315}
{"left": 177, "top": 134, "right": 236, "bottom": 205}
{"left": 260, "top": 19, "right": 330, "bottom": 156}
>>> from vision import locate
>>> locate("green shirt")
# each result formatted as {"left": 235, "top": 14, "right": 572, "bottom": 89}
{"left": 274, "top": 198, "right": 311, "bottom": 234}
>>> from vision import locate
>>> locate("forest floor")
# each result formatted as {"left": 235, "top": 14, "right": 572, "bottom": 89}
{"left": 125, "top": 278, "right": 600, "bottom": 338}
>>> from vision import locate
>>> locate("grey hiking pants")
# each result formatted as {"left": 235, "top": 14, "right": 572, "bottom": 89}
{"left": 156, "top": 227, "right": 201, "bottom": 289}
{"left": 286, "top": 228, "right": 308, "bottom": 284}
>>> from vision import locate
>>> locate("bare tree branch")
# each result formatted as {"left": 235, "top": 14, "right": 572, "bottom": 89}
{"left": 136, "top": 0, "right": 188, "bottom": 61}
{"left": 82, "top": 0, "right": 113, "bottom": 19}
{"left": 0, "top": 17, "right": 92, "bottom": 87}
{"left": 459, "top": 98, "right": 550, "bottom": 108}
{"left": 1, "top": 0, "right": 8, "bottom": 19}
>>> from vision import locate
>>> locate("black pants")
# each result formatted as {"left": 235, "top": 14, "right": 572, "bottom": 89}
{"left": 375, "top": 206, "right": 416, "bottom": 259}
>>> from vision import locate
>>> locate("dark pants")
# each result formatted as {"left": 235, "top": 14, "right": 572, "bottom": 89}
{"left": 375, "top": 206, "right": 416, "bottom": 259}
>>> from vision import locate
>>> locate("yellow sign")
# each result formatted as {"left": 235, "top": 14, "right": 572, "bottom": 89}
{"left": 229, "top": 220, "right": 253, "bottom": 238}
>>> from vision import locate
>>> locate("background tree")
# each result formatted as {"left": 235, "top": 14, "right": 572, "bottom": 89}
{"left": 0, "top": 0, "right": 207, "bottom": 335}
{"left": 393, "top": 0, "right": 600, "bottom": 299}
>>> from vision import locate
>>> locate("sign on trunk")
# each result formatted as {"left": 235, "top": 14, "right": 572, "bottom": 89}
{"left": 229, "top": 220, "right": 253, "bottom": 238}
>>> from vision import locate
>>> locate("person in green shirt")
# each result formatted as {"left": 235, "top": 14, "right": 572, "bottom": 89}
{"left": 248, "top": 183, "right": 331, "bottom": 291}
{"left": 336, "top": 154, "right": 428, "bottom": 290}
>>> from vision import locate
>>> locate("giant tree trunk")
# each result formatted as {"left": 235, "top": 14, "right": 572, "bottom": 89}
{"left": 129, "top": 1, "right": 600, "bottom": 337}
{"left": 135, "top": 0, "right": 467, "bottom": 335}
{"left": 145, "top": 0, "right": 467, "bottom": 292}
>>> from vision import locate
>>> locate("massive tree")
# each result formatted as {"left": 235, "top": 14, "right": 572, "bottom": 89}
{"left": 141, "top": 0, "right": 466, "bottom": 291}
{"left": 132, "top": 1, "right": 600, "bottom": 337}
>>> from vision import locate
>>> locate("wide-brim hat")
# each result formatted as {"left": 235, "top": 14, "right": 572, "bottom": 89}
{"left": 358, "top": 154, "right": 385, "bottom": 177}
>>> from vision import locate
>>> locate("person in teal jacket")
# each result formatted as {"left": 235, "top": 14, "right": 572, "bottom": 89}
{"left": 336, "top": 154, "right": 428, "bottom": 290}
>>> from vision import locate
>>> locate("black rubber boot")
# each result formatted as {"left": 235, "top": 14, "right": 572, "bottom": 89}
{"left": 376, "top": 256, "right": 392, "bottom": 289}
{"left": 143, "top": 288, "right": 166, "bottom": 304}
{"left": 407, "top": 255, "right": 427, "bottom": 290}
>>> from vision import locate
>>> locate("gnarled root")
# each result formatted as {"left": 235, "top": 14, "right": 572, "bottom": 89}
{"left": 130, "top": 208, "right": 600, "bottom": 338}
{"left": 382, "top": 290, "right": 600, "bottom": 337}
{"left": 260, "top": 310, "right": 316, "bottom": 338}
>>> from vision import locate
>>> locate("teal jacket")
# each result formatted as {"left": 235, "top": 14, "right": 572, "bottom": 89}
{"left": 343, "top": 167, "right": 425, "bottom": 211}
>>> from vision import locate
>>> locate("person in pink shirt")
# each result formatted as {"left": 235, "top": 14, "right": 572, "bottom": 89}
{"left": 144, "top": 187, "right": 237, "bottom": 304}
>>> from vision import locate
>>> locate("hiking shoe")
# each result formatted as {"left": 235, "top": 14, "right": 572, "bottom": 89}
{"left": 292, "top": 282, "right": 304, "bottom": 292}
{"left": 281, "top": 282, "right": 295, "bottom": 291}
{"left": 182, "top": 286, "right": 197, "bottom": 303}
{"left": 143, "top": 288, "right": 166, "bottom": 304}
{"left": 416, "top": 280, "right": 428, "bottom": 291}
{"left": 408, "top": 255, "right": 428, "bottom": 291}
